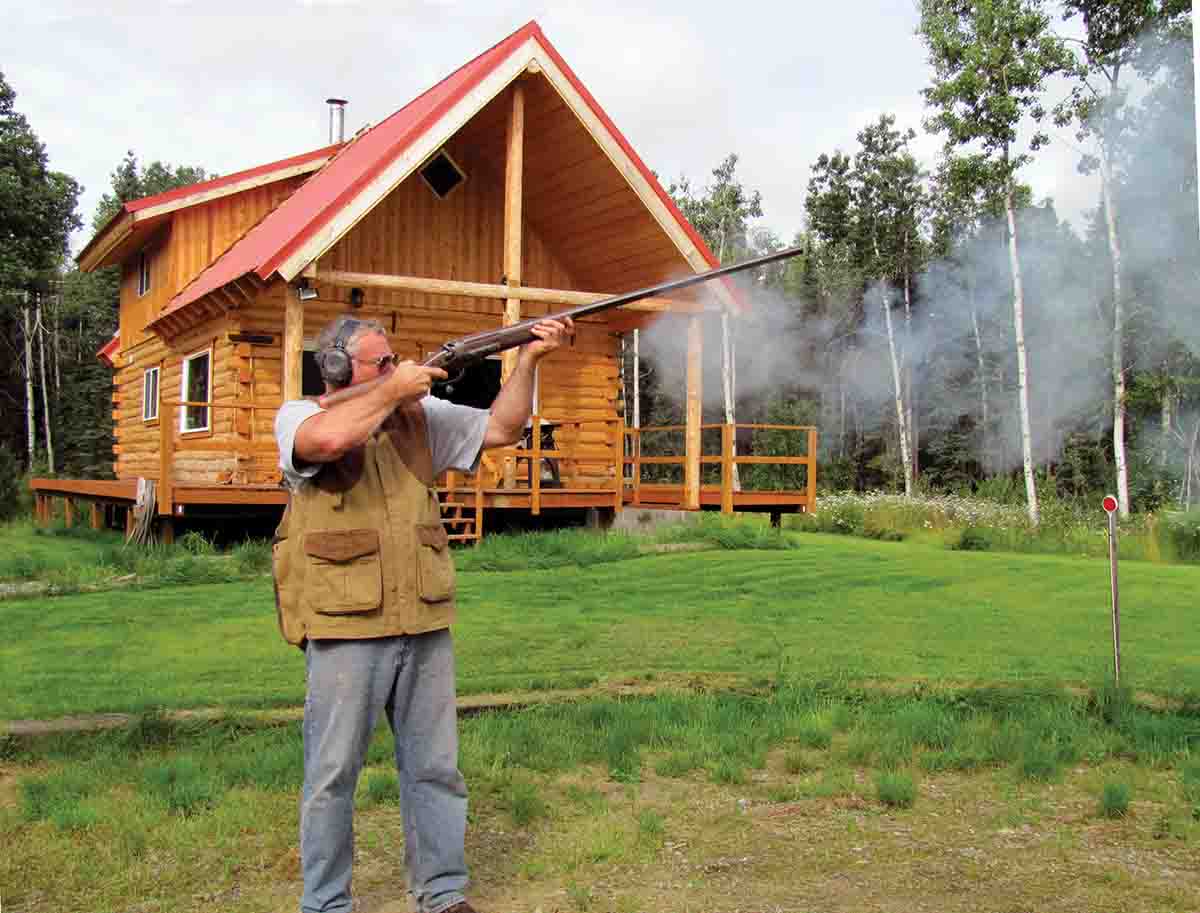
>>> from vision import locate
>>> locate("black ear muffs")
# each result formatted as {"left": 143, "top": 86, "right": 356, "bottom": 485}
{"left": 316, "top": 319, "right": 361, "bottom": 387}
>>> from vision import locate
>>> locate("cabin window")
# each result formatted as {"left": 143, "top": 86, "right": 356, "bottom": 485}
{"left": 180, "top": 348, "right": 212, "bottom": 432}
{"left": 142, "top": 366, "right": 160, "bottom": 422}
{"left": 419, "top": 149, "right": 466, "bottom": 199}
{"left": 137, "top": 250, "right": 151, "bottom": 297}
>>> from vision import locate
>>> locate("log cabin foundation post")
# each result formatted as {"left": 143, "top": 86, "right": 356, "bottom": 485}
{"left": 685, "top": 315, "right": 702, "bottom": 510}
{"left": 90, "top": 502, "right": 103, "bottom": 530}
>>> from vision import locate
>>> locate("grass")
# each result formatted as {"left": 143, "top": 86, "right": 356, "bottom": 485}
{"left": 4, "top": 684, "right": 1199, "bottom": 912}
{"left": 4, "top": 532, "right": 1200, "bottom": 719}
{"left": 793, "top": 491, "right": 1200, "bottom": 564}
{"left": 0, "top": 519, "right": 273, "bottom": 594}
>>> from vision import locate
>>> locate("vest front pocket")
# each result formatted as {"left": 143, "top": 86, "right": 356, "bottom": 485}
{"left": 415, "top": 523, "right": 455, "bottom": 603}
{"left": 302, "top": 529, "right": 383, "bottom": 615}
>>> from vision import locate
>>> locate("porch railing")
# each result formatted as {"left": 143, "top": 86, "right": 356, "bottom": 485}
{"left": 623, "top": 423, "right": 818, "bottom": 512}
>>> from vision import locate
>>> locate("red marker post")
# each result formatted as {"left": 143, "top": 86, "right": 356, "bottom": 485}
{"left": 1102, "top": 495, "right": 1121, "bottom": 686}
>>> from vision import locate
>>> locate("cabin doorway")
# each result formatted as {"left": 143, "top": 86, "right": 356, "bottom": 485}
{"left": 435, "top": 356, "right": 501, "bottom": 409}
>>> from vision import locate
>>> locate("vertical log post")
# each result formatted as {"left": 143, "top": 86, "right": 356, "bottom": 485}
{"left": 158, "top": 401, "right": 174, "bottom": 516}
{"left": 807, "top": 427, "right": 818, "bottom": 513}
{"left": 501, "top": 82, "right": 525, "bottom": 489}
{"left": 720, "top": 424, "right": 735, "bottom": 514}
{"left": 685, "top": 315, "right": 702, "bottom": 510}
{"left": 64, "top": 497, "right": 75, "bottom": 528}
{"left": 90, "top": 502, "right": 102, "bottom": 530}
{"left": 612, "top": 420, "right": 622, "bottom": 510}
{"left": 631, "top": 428, "right": 642, "bottom": 506}
{"left": 531, "top": 415, "right": 542, "bottom": 516}
{"left": 284, "top": 286, "right": 305, "bottom": 404}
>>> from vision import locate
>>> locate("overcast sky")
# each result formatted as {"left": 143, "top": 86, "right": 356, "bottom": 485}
{"left": 3, "top": 0, "right": 1102, "bottom": 254}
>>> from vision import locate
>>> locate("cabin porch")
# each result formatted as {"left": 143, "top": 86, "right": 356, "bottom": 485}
{"left": 29, "top": 417, "right": 816, "bottom": 543}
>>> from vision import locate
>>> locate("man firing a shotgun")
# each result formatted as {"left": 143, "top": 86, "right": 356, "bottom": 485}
{"left": 273, "top": 311, "right": 572, "bottom": 913}
{"left": 271, "top": 244, "right": 800, "bottom": 913}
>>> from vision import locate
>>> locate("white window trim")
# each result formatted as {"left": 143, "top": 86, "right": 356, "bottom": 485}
{"left": 137, "top": 249, "right": 151, "bottom": 297}
{"left": 142, "top": 366, "right": 160, "bottom": 422}
{"left": 180, "top": 347, "right": 213, "bottom": 433}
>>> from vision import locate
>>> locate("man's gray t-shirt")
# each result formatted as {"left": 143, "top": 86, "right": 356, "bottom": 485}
{"left": 274, "top": 396, "right": 489, "bottom": 488}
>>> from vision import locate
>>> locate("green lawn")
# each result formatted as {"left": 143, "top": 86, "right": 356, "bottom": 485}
{"left": 3, "top": 533, "right": 1199, "bottom": 720}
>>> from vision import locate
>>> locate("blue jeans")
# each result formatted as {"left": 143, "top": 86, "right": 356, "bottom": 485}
{"left": 300, "top": 631, "right": 468, "bottom": 913}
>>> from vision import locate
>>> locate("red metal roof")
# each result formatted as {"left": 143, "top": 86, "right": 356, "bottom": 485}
{"left": 97, "top": 333, "right": 119, "bottom": 367}
{"left": 125, "top": 144, "right": 341, "bottom": 214}
{"left": 77, "top": 143, "right": 341, "bottom": 271}
{"left": 156, "top": 20, "right": 719, "bottom": 328}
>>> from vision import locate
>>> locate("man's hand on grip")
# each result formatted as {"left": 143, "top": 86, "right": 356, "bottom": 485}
{"left": 385, "top": 361, "right": 448, "bottom": 402}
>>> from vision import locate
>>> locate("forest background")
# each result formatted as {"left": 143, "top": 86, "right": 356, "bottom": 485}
{"left": 1, "top": 0, "right": 1196, "bottom": 526}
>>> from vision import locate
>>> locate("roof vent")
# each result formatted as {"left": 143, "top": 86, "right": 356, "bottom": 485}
{"left": 420, "top": 149, "right": 466, "bottom": 199}
{"left": 326, "top": 98, "right": 348, "bottom": 144}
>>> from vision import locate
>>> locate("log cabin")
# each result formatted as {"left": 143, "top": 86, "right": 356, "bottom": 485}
{"left": 32, "top": 21, "right": 816, "bottom": 542}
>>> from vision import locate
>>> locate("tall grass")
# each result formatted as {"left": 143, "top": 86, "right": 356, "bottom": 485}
{"left": 793, "top": 492, "right": 1200, "bottom": 564}
{"left": 0, "top": 520, "right": 274, "bottom": 593}
{"left": 456, "top": 515, "right": 794, "bottom": 573}
{"left": 12, "top": 682, "right": 1194, "bottom": 839}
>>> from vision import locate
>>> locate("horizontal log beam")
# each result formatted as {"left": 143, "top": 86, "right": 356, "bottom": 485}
{"left": 316, "top": 269, "right": 706, "bottom": 314}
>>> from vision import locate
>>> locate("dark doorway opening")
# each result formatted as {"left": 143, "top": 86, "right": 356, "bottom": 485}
{"left": 302, "top": 351, "right": 324, "bottom": 397}
{"left": 434, "top": 358, "right": 501, "bottom": 410}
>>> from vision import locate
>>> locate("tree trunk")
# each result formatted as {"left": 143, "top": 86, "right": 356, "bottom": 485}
{"left": 1099, "top": 144, "right": 1130, "bottom": 517}
{"left": 971, "top": 296, "right": 989, "bottom": 467}
{"left": 632, "top": 329, "right": 640, "bottom": 431}
{"left": 22, "top": 299, "right": 36, "bottom": 467}
{"left": 721, "top": 310, "right": 741, "bottom": 491}
{"left": 882, "top": 283, "right": 913, "bottom": 496}
{"left": 53, "top": 292, "right": 62, "bottom": 396}
{"left": 903, "top": 248, "right": 916, "bottom": 482}
{"left": 1005, "top": 185, "right": 1039, "bottom": 526}
{"left": 36, "top": 296, "right": 55, "bottom": 474}
{"left": 1160, "top": 358, "right": 1172, "bottom": 468}
{"left": 1183, "top": 418, "right": 1199, "bottom": 510}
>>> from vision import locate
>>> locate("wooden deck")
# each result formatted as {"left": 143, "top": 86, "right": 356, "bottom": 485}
{"left": 30, "top": 419, "right": 816, "bottom": 542}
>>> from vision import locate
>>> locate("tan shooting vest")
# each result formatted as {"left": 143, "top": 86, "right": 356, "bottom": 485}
{"left": 272, "top": 403, "right": 456, "bottom": 646}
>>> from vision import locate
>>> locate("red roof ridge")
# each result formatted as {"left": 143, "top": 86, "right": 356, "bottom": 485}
{"left": 125, "top": 142, "right": 342, "bottom": 214}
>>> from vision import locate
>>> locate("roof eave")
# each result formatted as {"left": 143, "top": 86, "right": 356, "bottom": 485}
{"left": 77, "top": 211, "right": 134, "bottom": 272}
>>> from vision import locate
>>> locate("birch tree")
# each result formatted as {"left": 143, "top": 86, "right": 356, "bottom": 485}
{"left": 1053, "top": 0, "right": 1191, "bottom": 516}
{"left": 670, "top": 155, "right": 764, "bottom": 489}
{"left": 0, "top": 72, "right": 80, "bottom": 468}
{"left": 919, "top": 0, "right": 1072, "bottom": 524}
{"left": 853, "top": 116, "right": 928, "bottom": 495}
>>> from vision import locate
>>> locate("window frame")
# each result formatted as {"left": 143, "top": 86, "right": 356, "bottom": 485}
{"left": 137, "top": 249, "right": 151, "bottom": 297}
{"left": 142, "top": 366, "right": 161, "bottom": 422}
{"left": 418, "top": 148, "right": 467, "bottom": 199}
{"left": 179, "top": 346, "right": 213, "bottom": 434}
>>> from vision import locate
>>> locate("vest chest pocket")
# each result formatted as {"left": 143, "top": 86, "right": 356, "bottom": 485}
{"left": 302, "top": 529, "right": 383, "bottom": 615}
{"left": 415, "top": 524, "right": 455, "bottom": 603}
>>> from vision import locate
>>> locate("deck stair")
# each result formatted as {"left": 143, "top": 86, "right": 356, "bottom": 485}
{"left": 438, "top": 469, "right": 483, "bottom": 543}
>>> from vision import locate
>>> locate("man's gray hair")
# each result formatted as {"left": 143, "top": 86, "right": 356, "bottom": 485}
{"left": 316, "top": 315, "right": 387, "bottom": 357}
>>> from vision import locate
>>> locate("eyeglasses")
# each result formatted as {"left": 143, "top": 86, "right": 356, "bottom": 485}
{"left": 354, "top": 353, "right": 400, "bottom": 371}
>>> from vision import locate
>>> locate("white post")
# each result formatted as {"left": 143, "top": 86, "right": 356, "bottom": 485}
{"left": 1103, "top": 495, "right": 1121, "bottom": 686}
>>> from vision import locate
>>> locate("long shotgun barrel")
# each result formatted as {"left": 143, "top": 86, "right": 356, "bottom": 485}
{"left": 320, "top": 244, "right": 803, "bottom": 407}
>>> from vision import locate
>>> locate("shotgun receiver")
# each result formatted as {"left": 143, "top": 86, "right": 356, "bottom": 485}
{"left": 319, "top": 244, "right": 803, "bottom": 407}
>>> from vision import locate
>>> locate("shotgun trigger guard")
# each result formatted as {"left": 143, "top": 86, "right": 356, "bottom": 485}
{"left": 434, "top": 368, "right": 465, "bottom": 394}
